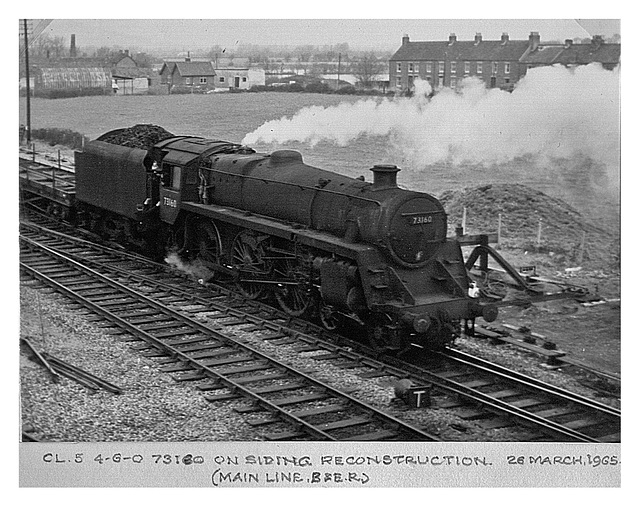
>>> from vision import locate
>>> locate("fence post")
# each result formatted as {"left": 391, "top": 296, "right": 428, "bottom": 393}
{"left": 536, "top": 218, "right": 542, "bottom": 251}
{"left": 578, "top": 230, "right": 586, "bottom": 264}
{"left": 462, "top": 206, "right": 467, "bottom": 234}
{"left": 497, "top": 213, "right": 502, "bottom": 245}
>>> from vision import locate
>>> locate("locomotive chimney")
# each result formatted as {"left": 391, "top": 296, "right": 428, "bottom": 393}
{"left": 370, "top": 164, "right": 400, "bottom": 190}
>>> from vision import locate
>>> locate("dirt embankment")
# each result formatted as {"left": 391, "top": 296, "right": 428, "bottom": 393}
{"left": 439, "top": 183, "right": 619, "bottom": 271}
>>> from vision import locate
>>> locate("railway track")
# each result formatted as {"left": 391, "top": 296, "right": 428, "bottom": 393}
{"left": 19, "top": 230, "right": 439, "bottom": 442}
{"left": 19, "top": 219, "right": 621, "bottom": 442}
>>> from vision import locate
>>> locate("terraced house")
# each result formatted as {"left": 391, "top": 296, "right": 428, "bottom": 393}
{"left": 390, "top": 32, "right": 620, "bottom": 93}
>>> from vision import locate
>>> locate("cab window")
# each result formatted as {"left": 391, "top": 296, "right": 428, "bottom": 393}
{"left": 162, "top": 164, "right": 181, "bottom": 189}
{"left": 171, "top": 166, "right": 182, "bottom": 189}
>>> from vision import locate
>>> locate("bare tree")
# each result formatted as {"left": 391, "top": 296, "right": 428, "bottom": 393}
{"left": 32, "top": 34, "right": 67, "bottom": 59}
{"left": 352, "top": 52, "right": 384, "bottom": 88}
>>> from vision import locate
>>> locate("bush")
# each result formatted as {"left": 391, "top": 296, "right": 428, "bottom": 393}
{"left": 286, "top": 83, "right": 305, "bottom": 93}
{"left": 305, "top": 82, "right": 332, "bottom": 94}
{"left": 248, "top": 85, "right": 272, "bottom": 92}
{"left": 30, "top": 128, "right": 88, "bottom": 149}
{"left": 335, "top": 85, "right": 357, "bottom": 95}
{"left": 31, "top": 87, "right": 109, "bottom": 99}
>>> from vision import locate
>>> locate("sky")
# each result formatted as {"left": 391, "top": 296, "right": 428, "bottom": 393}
{"left": 19, "top": 11, "right": 622, "bottom": 54}
{"left": 37, "top": 19, "right": 621, "bottom": 53}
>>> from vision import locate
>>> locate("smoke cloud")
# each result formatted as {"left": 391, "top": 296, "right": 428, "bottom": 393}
{"left": 242, "top": 64, "right": 620, "bottom": 175}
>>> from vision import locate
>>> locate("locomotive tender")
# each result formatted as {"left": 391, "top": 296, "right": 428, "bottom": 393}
{"left": 34, "top": 127, "right": 502, "bottom": 352}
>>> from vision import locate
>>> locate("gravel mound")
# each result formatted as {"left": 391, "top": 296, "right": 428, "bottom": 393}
{"left": 96, "top": 124, "right": 175, "bottom": 150}
{"left": 439, "top": 183, "right": 619, "bottom": 269}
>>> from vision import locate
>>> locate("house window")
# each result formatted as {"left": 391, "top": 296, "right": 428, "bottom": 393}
{"left": 465, "top": 61, "right": 470, "bottom": 74}
{"left": 414, "top": 63, "right": 419, "bottom": 73}
{"left": 492, "top": 62, "right": 498, "bottom": 74}
{"left": 408, "top": 62, "right": 414, "bottom": 73}
{"left": 397, "top": 62, "right": 402, "bottom": 73}
{"left": 199, "top": 77, "right": 207, "bottom": 84}
{"left": 425, "top": 62, "right": 432, "bottom": 73}
{"left": 408, "top": 76, "right": 414, "bottom": 89}
{"left": 186, "top": 77, "right": 192, "bottom": 85}
{"left": 219, "top": 76, "right": 225, "bottom": 83}
{"left": 450, "top": 77, "right": 457, "bottom": 88}
{"left": 504, "top": 63, "right": 511, "bottom": 74}
{"left": 396, "top": 76, "right": 402, "bottom": 88}
{"left": 242, "top": 77, "right": 247, "bottom": 82}
{"left": 450, "top": 62, "right": 457, "bottom": 74}
{"left": 438, "top": 61, "right": 444, "bottom": 74}
{"left": 477, "top": 62, "right": 482, "bottom": 74}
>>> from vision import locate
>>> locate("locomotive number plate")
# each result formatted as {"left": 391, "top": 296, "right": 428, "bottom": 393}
{"left": 408, "top": 215, "right": 433, "bottom": 225}
{"left": 163, "top": 196, "right": 177, "bottom": 208}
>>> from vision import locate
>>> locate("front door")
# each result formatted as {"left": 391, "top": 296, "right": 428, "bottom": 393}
{"left": 234, "top": 76, "right": 240, "bottom": 88}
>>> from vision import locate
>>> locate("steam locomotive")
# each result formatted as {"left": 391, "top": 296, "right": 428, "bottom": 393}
{"left": 23, "top": 127, "right": 503, "bottom": 353}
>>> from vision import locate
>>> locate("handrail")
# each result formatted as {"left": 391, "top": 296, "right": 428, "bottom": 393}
{"left": 202, "top": 166, "right": 383, "bottom": 208}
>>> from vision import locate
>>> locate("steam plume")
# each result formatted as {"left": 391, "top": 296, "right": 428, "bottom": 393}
{"left": 242, "top": 64, "right": 620, "bottom": 175}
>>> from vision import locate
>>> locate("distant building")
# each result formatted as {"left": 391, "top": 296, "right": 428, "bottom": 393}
{"left": 27, "top": 49, "right": 160, "bottom": 96}
{"left": 33, "top": 61, "right": 111, "bottom": 93}
{"left": 213, "top": 57, "right": 265, "bottom": 90}
{"left": 519, "top": 35, "right": 620, "bottom": 70}
{"left": 159, "top": 59, "right": 217, "bottom": 92}
{"left": 110, "top": 50, "right": 158, "bottom": 95}
{"left": 390, "top": 32, "right": 620, "bottom": 93}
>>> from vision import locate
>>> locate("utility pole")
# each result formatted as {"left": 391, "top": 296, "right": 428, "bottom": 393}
{"left": 337, "top": 53, "right": 341, "bottom": 90}
{"left": 23, "top": 19, "right": 31, "bottom": 143}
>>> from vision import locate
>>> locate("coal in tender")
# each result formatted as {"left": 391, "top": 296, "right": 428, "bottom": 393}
{"left": 97, "top": 124, "right": 175, "bottom": 150}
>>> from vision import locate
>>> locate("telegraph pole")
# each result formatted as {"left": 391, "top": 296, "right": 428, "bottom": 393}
{"left": 337, "top": 53, "right": 341, "bottom": 90}
{"left": 23, "top": 19, "right": 31, "bottom": 143}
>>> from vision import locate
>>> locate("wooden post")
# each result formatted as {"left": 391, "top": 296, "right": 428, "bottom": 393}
{"left": 536, "top": 218, "right": 542, "bottom": 251}
{"left": 52, "top": 151, "right": 57, "bottom": 191}
{"left": 32, "top": 142, "right": 35, "bottom": 162}
{"left": 497, "top": 213, "right": 502, "bottom": 244}
{"left": 462, "top": 206, "right": 467, "bottom": 234}
{"left": 578, "top": 230, "right": 586, "bottom": 264}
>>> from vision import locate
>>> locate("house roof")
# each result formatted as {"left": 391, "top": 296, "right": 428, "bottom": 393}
{"left": 520, "top": 42, "right": 621, "bottom": 66}
{"left": 390, "top": 39, "right": 531, "bottom": 62}
{"left": 173, "top": 61, "right": 216, "bottom": 76}
{"left": 111, "top": 67, "right": 156, "bottom": 79}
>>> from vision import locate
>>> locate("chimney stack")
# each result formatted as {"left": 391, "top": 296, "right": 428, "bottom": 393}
{"left": 474, "top": 33, "right": 482, "bottom": 45}
{"left": 529, "top": 31, "right": 541, "bottom": 51}
{"left": 591, "top": 35, "right": 604, "bottom": 49}
{"left": 370, "top": 165, "right": 400, "bottom": 190}
{"left": 70, "top": 34, "right": 76, "bottom": 58}
{"left": 448, "top": 33, "right": 457, "bottom": 45}
{"left": 402, "top": 34, "right": 410, "bottom": 45}
{"left": 501, "top": 32, "right": 509, "bottom": 45}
